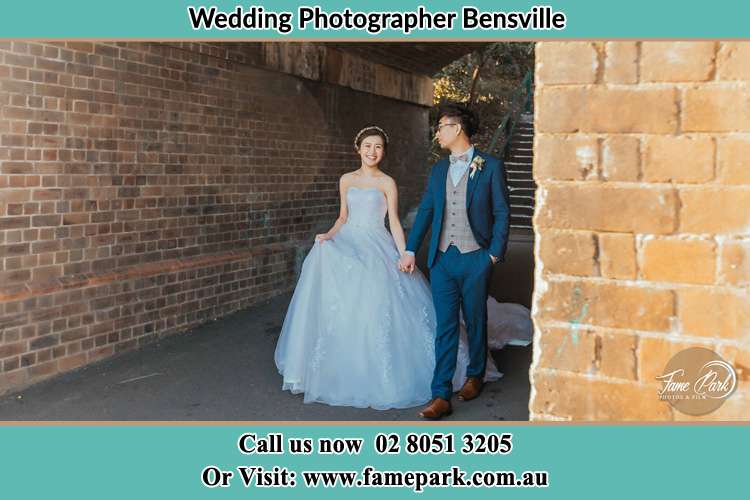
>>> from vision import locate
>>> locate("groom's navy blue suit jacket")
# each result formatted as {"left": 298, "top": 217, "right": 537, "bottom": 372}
{"left": 405, "top": 149, "right": 511, "bottom": 269}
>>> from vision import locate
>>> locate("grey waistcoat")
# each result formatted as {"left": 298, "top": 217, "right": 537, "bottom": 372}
{"left": 438, "top": 169, "right": 480, "bottom": 253}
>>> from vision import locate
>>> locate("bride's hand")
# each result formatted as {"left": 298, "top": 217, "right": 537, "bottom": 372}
{"left": 315, "top": 233, "right": 332, "bottom": 244}
{"left": 399, "top": 253, "right": 416, "bottom": 274}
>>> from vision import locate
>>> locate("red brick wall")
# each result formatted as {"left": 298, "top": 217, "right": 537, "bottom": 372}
{"left": 0, "top": 42, "right": 430, "bottom": 394}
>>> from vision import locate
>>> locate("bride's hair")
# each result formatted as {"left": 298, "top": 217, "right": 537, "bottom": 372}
{"left": 354, "top": 126, "right": 389, "bottom": 152}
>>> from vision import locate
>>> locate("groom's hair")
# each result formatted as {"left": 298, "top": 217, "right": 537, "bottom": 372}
{"left": 436, "top": 102, "right": 479, "bottom": 138}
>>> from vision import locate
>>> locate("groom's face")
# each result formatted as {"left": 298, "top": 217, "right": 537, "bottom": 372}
{"left": 434, "top": 116, "right": 461, "bottom": 150}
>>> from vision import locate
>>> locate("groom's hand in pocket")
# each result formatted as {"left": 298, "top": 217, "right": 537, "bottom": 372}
{"left": 399, "top": 252, "right": 416, "bottom": 274}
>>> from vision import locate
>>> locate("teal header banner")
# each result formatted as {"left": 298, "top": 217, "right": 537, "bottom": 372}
{"left": 1, "top": 424, "right": 746, "bottom": 499}
{"left": 1, "top": 0, "right": 749, "bottom": 39}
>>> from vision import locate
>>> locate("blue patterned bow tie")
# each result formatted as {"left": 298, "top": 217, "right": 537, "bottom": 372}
{"left": 449, "top": 153, "right": 469, "bottom": 164}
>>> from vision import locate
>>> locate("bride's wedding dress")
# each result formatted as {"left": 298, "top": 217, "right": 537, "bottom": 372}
{"left": 274, "top": 186, "right": 501, "bottom": 410}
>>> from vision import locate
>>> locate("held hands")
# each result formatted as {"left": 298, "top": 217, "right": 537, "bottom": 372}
{"left": 398, "top": 252, "right": 416, "bottom": 274}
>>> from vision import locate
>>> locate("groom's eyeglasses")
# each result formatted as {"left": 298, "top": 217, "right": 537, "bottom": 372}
{"left": 433, "top": 122, "right": 459, "bottom": 134}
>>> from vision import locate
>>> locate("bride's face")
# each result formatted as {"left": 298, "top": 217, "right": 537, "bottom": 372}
{"left": 358, "top": 135, "right": 385, "bottom": 167}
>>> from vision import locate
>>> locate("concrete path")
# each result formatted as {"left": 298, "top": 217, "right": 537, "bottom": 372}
{"left": 0, "top": 293, "right": 531, "bottom": 421}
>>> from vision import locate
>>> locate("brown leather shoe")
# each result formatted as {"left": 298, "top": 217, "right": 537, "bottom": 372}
{"left": 419, "top": 397, "right": 452, "bottom": 420}
{"left": 457, "top": 377, "right": 483, "bottom": 401}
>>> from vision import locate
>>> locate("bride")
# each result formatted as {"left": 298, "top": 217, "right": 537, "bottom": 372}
{"left": 274, "top": 126, "right": 500, "bottom": 410}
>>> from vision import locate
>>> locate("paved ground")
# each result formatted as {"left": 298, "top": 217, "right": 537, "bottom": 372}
{"left": 0, "top": 293, "right": 531, "bottom": 421}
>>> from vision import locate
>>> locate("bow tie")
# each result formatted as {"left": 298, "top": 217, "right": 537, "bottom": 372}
{"left": 449, "top": 153, "right": 469, "bottom": 164}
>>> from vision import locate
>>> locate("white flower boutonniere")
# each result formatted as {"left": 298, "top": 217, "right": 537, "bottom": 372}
{"left": 469, "top": 156, "right": 485, "bottom": 180}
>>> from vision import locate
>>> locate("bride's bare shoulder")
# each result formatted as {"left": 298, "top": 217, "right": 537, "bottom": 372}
{"left": 378, "top": 175, "right": 398, "bottom": 198}
{"left": 339, "top": 171, "right": 357, "bottom": 186}
{"left": 380, "top": 174, "right": 397, "bottom": 188}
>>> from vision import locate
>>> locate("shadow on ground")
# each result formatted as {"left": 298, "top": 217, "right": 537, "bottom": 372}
{"left": 0, "top": 293, "right": 531, "bottom": 421}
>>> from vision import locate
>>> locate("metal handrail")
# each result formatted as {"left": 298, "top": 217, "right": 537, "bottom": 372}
{"left": 486, "top": 69, "right": 533, "bottom": 159}
{"left": 484, "top": 69, "right": 535, "bottom": 234}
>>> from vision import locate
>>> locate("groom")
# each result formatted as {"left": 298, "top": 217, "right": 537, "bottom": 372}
{"left": 399, "top": 102, "right": 510, "bottom": 420}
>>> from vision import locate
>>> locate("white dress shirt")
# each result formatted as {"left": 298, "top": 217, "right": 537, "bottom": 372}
{"left": 448, "top": 145, "right": 474, "bottom": 187}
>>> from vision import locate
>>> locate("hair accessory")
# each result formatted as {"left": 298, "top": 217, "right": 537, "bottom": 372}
{"left": 354, "top": 126, "right": 389, "bottom": 148}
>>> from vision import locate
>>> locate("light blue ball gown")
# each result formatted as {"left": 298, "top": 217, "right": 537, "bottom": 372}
{"left": 274, "top": 186, "right": 501, "bottom": 410}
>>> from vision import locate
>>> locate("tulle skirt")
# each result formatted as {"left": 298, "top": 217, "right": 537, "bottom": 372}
{"left": 274, "top": 222, "right": 501, "bottom": 410}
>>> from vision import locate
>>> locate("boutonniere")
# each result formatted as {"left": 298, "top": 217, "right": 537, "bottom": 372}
{"left": 469, "top": 156, "right": 485, "bottom": 179}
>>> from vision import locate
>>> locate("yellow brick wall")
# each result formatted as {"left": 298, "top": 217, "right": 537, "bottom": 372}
{"left": 530, "top": 42, "right": 750, "bottom": 420}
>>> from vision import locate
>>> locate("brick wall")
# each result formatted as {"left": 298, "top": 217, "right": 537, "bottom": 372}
{"left": 531, "top": 42, "right": 750, "bottom": 420}
{"left": 0, "top": 42, "right": 430, "bottom": 395}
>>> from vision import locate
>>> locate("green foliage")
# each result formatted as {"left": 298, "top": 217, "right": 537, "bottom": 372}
{"left": 430, "top": 42, "right": 535, "bottom": 159}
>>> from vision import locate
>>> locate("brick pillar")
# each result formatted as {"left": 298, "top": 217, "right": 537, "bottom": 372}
{"left": 531, "top": 42, "right": 749, "bottom": 420}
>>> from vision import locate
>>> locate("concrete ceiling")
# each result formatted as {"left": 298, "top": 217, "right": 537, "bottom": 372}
{"left": 327, "top": 43, "right": 490, "bottom": 76}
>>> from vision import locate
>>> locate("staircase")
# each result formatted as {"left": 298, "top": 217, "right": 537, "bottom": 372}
{"left": 504, "top": 112, "right": 535, "bottom": 235}
{"left": 484, "top": 69, "right": 535, "bottom": 237}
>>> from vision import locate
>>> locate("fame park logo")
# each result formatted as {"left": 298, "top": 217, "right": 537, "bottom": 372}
{"left": 656, "top": 347, "right": 737, "bottom": 416}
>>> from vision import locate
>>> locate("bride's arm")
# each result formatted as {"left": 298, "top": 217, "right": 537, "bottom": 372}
{"left": 384, "top": 178, "right": 407, "bottom": 255}
{"left": 316, "top": 175, "right": 349, "bottom": 241}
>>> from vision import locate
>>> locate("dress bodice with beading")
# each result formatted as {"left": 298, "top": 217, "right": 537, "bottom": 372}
{"left": 345, "top": 187, "right": 387, "bottom": 229}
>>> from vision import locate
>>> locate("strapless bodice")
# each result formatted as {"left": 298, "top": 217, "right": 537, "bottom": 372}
{"left": 345, "top": 187, "right": 387, "bottom": 228}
